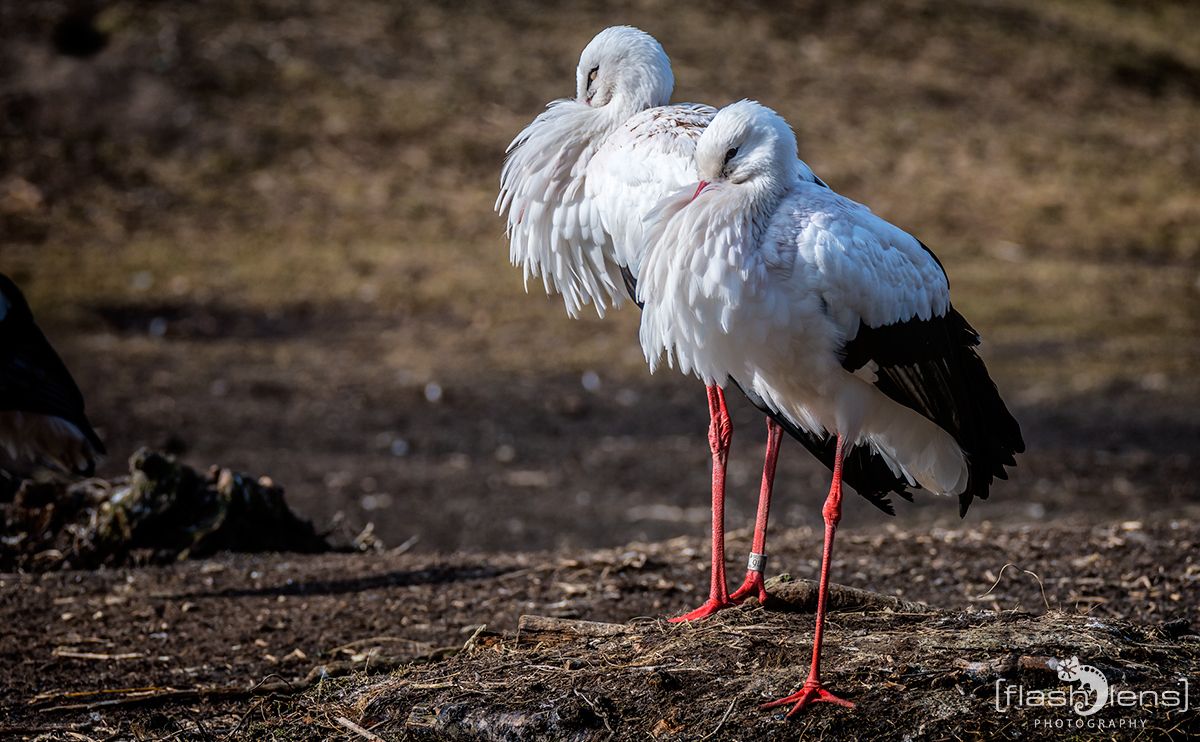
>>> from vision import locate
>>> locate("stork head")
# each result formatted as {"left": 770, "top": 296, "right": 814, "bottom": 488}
{"left": 576, "top": 26, "right": 673, "bottom": 116}
{"left": 693, "top": 100, "right": 803, "bottom": 199}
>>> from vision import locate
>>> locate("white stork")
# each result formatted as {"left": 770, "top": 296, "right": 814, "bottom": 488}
{"left": 0, "top": 273, "right": 106, "bottom": 477}
{"left": 637, "top": 100, "right": 1024, "bottom": 713}
{"left": 497, "top": 28, "right": 951, "bottom": 624}
{"left": 495, "top": 26, "right": 711, "bottom": 319}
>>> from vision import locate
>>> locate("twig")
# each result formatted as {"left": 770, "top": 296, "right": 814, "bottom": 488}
{"left": 51, "top": 648, "right": 146, "bottom": 661}
{"left": 976, "top": 563, "right": 1051, "bottom": 611}
{"left": 33, "top": 686, "right": 161, "bottom": 704}
{"left": 410, "top": 681, "right": 457, "bottom": 690}
{"left": 33, "top": 678, "right": 303, "bottom": 713}
{"left": 573, "top": 689, "right": 614, "bottom": 734}
{"left": 336, "top": 716, "right": 385, "bottom": 741}
{"left": 492, "top": 567, "right": 537, "bottom": 582}
{"left": 462, "top": 623, "right": 488, "bottom": 651}
{"left": 0, "top": 729, "right": 99, "bottom": 741}
{"left": 391, "top": 534, "right": 420, "bottom": 555}
{"left": 330, "top": 636, "right": 429, "bottom": 653}
{"left": 699, "top": 698, "right": 737, "bottom": 741}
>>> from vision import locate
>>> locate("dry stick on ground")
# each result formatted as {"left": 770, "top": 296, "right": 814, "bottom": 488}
{"left": 335, "top": 716, "right": 386, "bottom": 741}
{"left": 35, "top": 674, "right": 309, "bottom": 714}
{"left": 34, "top": 684, "right": 292, "bottom": 713}
{"left": 698, "top": 698, "right": 738, "bottom": 742}
{"left": 517, "top": 615, "right": 637, "bottom": 641}
{"left": 50, "top": 649, "right": 146, "bottom": 661}
{"left": 763, "top": 574, "right": 935, "bottom": 614}
{"left": 34, "top": 638, "right": 470, "bottom": 714}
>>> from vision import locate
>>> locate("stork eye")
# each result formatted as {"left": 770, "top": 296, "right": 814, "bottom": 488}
{"left": 724, "top": 147, "right": 738, "bottom": 164}
{"left": 587, "top": 66, "right": 599, "bottom": 84}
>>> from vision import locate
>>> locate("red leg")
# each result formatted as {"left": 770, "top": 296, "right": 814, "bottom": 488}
{"left": 731, "top": 417, "right": 782, "bottom": 604}
{"left": 761, "top": 435, "right": 855, "bottom": 714}
{"left": 670, "top": 385, "right": 734, "bottom": 622}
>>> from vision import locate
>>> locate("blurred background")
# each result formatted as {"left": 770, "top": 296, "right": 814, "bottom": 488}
{"left": 2, "top": 0, "right": 1198, "bottom": 554}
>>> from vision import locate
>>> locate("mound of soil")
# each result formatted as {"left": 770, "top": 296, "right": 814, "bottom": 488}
{"left": 0, "top": 449, "right": 329, "bottom": 571}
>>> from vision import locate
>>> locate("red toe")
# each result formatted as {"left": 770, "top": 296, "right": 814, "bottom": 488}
{"left": 761, "top": 680, "right": 854, "bottom": 716}
{"left": 729, "top": 570, "right": 769, "bottom": 604}
{"left": 668, "top": 597, "right": 735, "bottom": 623}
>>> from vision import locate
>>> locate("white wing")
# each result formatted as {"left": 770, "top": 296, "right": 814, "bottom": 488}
{"left": 768, "top": 181, "right": 950, "bottom": 342}
{"left": 587, "top": 104, "right": 715, "bottom": 278}
{"left": 496, "top": 99, "right": 625, "bottom": 318}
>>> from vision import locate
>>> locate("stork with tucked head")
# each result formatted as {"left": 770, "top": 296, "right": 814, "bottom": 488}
{"left": 496, "top": 25, "right": 694, "bottom": 319}
{"left": 0, "top": 274, "right": 106, "bottom": 478}
{"left": 637, "top": 100, "right": 1024, "bottom": 713}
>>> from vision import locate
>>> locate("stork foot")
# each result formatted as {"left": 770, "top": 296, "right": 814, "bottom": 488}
{"left": 729, "top": 570, "right": 769, "bottom": 604}
{"left": 761, "top": 679, "right": 854, "bottom": 717}
{"left": 668, "top": 597, "right": 736, "bottom": 623}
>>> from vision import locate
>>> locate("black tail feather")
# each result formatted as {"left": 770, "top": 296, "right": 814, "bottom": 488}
{"left": 839, "top": 306, "right": 1024, "bottom": 517}
{"left": 949, "top": 320, "right": 1025, "bottom": 516}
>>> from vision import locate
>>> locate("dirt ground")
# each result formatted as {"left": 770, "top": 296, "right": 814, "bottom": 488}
{"left": 2, "top": 521, "right": 1197, "bottom": 739}
{"left": 2, "top": 0, "right": 1200, "bottom": 738}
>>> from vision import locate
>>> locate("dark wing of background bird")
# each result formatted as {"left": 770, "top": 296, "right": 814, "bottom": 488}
{"left": 0, "top": 276, "right": 106, "bottom": 466}
{"left": 839, "top": 301, "right": 1025, "bottom": 516}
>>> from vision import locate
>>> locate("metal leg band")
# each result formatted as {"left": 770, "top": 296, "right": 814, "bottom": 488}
{"left": 747, "top": 552, "right": 767, "bottom": 573}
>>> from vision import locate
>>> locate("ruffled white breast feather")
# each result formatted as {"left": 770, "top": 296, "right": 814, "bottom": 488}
{"left": 637, "top": 184, "right": 772, "bottom": 382}
{"left": 496, "top": 100, "right": 625, "bottom": 318}
{"left": 587, "top": 104, "right": 715, "bottom": 276}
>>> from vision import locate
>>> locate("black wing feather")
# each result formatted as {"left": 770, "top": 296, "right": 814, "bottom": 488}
{"left": 0, "top": 274, "right": 106, "bottom": 454}
{"left": 840, "top": 305, "right": 1024, "bottom": 516}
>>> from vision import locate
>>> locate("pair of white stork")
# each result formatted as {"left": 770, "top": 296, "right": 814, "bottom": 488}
{"left": 496, "top": 26, "right": 1024, "bottom": 715}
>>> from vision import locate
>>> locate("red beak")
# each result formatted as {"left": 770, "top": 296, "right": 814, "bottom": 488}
{"left": 690, "top": 181, "right": 709, "bottom": 203}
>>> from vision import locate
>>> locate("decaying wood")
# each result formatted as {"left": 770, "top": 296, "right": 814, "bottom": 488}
{"left": 763, "top": 574, "right": 935, "bottom": 614}
{"left": 517, "top": 615, "right": 637, "bottom": 642}
{"left": 954, "top": 654, "right": 1058, "bottom": 679}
